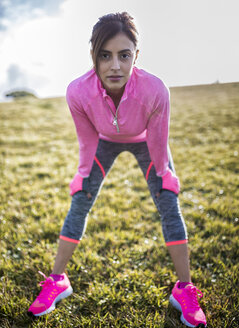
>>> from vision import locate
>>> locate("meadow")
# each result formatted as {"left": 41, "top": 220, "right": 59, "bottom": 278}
{"left": 0, "top": 82, "right": 238, "bottom": 327}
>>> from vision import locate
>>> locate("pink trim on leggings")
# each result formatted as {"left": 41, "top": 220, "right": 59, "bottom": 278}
{"left": 146, "top": 161, "right": 154, "bottom": 181}
{"left": 59, "top": 235, "right": 80, "bottom": 244}
{"left": 166, "top": 239, "right": 188, "bottom": 246}
{"left": 94, "top": 156, "right": 106, "bottom": 177}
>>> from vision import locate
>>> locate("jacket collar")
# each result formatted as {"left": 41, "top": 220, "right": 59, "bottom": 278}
{"left": 95, "top": 67, "right": 136, "bottom": 101}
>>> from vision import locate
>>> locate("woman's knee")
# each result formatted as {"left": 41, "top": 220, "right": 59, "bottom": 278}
{"left": 156, "top": 190, "right": 179, "bottom": 215}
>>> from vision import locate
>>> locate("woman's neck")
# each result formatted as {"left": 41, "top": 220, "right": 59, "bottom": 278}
{"left": 107, "top": 87, "right": 125, "bottom": 108}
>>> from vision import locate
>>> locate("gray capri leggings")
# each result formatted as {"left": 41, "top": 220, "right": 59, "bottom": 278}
{"left": 60, "top": 139, "right": 188, "bottom": 246}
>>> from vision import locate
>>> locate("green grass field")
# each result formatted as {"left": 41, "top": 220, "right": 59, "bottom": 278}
{"left": 0, "top": 82, "right": 238, "bottom": 327}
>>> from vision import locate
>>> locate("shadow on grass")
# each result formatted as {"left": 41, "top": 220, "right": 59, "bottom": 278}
{"left": 0, "top": 295, "right": 195, "bottom": 328}
{"left": 162, "top": 303, "right": 186, "bottom": 328}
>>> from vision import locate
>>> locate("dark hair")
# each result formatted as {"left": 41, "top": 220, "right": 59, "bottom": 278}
{"left": 90, "top": 12, "right": 138, "bottom": 73}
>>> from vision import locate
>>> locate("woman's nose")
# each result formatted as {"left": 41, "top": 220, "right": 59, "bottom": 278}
{"left": 111, "top": 57, "right": 120, "bottom": 70}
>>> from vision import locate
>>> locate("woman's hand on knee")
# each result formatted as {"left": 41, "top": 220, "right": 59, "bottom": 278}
{"left": 157, "top": 168, "right": 180, "bottom": 196}
{"left": 69, "top": 173, "right": 91, "bottom": 198}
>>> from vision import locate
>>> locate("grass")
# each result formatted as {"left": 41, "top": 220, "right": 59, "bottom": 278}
{"left": 0, "top": 82, "right": 239, "bottom": 327}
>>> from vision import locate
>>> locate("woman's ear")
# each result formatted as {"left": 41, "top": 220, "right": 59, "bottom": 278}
{"left": 134, "top": 49, "right": 139, "bottom": 64}
{"left": 90, "top": 49, "right": 96, "bottom": 70}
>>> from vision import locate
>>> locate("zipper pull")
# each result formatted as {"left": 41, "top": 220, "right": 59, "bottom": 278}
{"left": 113, "top": 118, "right": 120, "bottom": 133}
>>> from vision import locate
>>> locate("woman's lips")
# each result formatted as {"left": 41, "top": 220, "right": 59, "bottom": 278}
{"left": 107, "top": 76, "right": 123, "bottom": 81}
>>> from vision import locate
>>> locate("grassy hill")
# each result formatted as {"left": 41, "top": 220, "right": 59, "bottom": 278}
{"left": 0, "top": 82, "right": 238, "bottom": 327}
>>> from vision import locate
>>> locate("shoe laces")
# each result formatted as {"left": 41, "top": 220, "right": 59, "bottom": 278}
{"left": 37, "top": 271, "right": 56, "bottom": 298}
{"left": 186, "top": 285, "right": 203, "bottom": 310}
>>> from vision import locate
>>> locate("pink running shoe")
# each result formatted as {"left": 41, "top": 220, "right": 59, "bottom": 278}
{"left": 28, "top": 271, "right": 73, "bottom": 316}
{"left": 169, "top": 281, "right": 207, "bottom": 327}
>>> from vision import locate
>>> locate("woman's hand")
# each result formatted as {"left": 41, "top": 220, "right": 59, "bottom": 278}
{"left": 156, "top": 168, "right": 180, "bottom": 196}
{"left": 69, "top": 173, "right": 92, "bottom": 198}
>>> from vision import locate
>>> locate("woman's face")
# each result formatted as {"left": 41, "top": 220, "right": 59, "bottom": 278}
{"left": 97, "top": 33, "right": 138, "bottom": 96}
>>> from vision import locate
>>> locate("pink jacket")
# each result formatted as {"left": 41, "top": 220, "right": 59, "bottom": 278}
{"left": 66, "top": 67, "right": 170, "bottom": 178}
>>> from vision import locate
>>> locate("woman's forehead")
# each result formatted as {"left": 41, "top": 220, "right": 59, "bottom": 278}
{"left": 102, "top": 33, "right": 136, "bottom": 52}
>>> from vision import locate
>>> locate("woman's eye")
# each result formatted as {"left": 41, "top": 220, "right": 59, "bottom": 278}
{"left": 99, "top": 53, "right": 131, "bottom": 60}
{"left": 121, "top": 53, "right": 130, "bottom": 59}
{"left": 101, "top": 53, "right": 110, "bottom": 59}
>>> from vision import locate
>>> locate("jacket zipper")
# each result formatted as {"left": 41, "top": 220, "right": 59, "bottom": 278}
{"left": 105, "top": 100, "right": 121, "bottom": 133}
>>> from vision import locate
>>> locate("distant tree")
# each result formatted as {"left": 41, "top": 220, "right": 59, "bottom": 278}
{"left": 5, "top": 90, "right": 37, "bottom": 99}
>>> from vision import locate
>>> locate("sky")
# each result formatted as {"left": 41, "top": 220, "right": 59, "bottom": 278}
{"left": 0, "top": 0, "right": 239, "bottom": 100}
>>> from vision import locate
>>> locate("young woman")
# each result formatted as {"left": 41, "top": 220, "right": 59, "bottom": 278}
{"left": 28, "top": 12, "right": 207, "bottom": 328}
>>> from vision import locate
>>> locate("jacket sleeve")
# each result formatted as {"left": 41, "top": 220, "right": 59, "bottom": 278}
{"left": 146, "top": 85, "right": 170, "bottom": 177}
{"left": 66, "top": 84, "right": 99, "bottom": 177}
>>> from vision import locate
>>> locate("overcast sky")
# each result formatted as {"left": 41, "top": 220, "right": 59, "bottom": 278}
{"left": 0, "top": 0, "right": 238, "bottom": 100}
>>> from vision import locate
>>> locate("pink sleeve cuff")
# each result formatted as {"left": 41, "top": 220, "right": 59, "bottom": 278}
{"left": 161, "top": 168, "right": 180, "bottom": 194}
{"left": 69, "top": 173, "right": 84, "bottom": 196}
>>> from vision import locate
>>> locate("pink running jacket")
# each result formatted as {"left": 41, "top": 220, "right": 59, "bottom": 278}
{"left": 66, "top": 67, "right": 170, "bottom": 178}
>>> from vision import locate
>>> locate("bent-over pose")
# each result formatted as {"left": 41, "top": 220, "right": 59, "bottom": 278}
{"left": 28, "top": 12, "right": 207, "bottom": 328}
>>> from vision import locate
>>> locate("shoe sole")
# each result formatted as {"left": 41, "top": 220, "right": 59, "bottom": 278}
{"left": 169, "top": 294, "right": 207, "bottom": 328}
{"left": 29, "top": 285, "right": 73, "bottom": 316}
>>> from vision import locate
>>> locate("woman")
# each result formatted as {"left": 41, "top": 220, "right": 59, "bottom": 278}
{"left": 28, "top": 12, "right": 207, "bottom": 328}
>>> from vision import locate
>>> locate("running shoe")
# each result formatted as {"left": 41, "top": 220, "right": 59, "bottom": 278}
{"left": 169, "top": 280, "right": 207, "bottom": 327}
{"left": 28, "top": 271, "right": 73, "bottom": 316}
